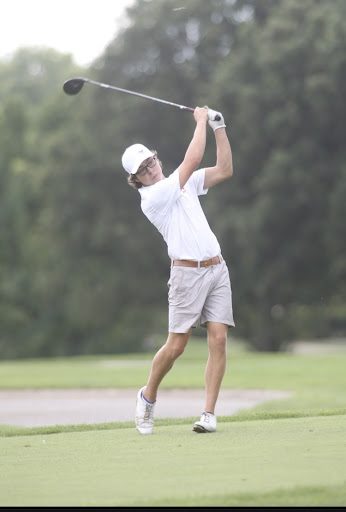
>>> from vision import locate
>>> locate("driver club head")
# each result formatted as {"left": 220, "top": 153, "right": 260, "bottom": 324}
{"left": 63, "top": 78, "right": 85, "bottom": 95}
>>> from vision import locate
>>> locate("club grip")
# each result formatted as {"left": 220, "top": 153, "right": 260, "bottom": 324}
{"left": 186, "top": 107, "right": 221, "bottom": 121}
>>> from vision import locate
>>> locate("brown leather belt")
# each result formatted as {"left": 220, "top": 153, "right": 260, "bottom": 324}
{"left": 172, "top": 255, "right": 223, "bottom": 268}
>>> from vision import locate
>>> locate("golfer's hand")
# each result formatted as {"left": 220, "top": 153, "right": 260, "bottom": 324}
{"left": 207, "top": 108, "right": 226, "bottom": 131}
{"left": 193, "top": 106, "right": 209, "bottom": 124}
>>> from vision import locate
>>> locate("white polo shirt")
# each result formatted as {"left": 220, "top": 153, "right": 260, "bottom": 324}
{"left": 138, "top": 169, "right": 221, "bottom": 261}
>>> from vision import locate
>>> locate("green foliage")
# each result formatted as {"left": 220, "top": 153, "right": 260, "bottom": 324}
{"left": 208, "top": 0, "right": 346, "bottom": 348}
{"left": 1, "top": 0, "right": 346, "bottom": 356}
{"left": 0, "top": 47, "right": 81, "bottom": 107}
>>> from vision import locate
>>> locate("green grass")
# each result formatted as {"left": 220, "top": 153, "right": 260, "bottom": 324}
{"left": 0, "top": 414, "right": 345, "bottom": 506}
{"left": 1, "top": 337, "right": 346, "bottom": 506}
{"left": 1, "top": 338, "right": 345, "bottom": 413}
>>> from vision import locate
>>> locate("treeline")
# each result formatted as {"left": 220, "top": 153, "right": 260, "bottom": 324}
{"left": 1, "top": 0, "right": 345, "bottom": 358}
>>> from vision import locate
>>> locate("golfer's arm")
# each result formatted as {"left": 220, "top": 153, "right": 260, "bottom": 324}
{"left": 204, "top": 129, "right": 233, "bottom": 189}
{"left": 177, "top": 120, "right": 207, "bottom": 189}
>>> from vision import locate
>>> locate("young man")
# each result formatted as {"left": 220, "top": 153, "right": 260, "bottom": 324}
{"left": 121, "top": 106, "right": 234, "bottom": 434}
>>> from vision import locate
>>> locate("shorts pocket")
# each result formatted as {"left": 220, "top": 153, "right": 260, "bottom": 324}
{"left": 168, "top": 267, "right": 185, "bottom": 301}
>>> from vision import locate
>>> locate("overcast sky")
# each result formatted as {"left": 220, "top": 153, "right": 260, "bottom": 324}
{"left": 0, "top": 0, "right": 134, "bottom": 66}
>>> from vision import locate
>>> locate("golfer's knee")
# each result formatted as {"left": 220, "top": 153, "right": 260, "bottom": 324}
{"left": 166, "top": 333, "right": 189, "bottom": 359}
{"left": 208, "top": 332, "right": 227, "bottom": 354}
{"left": 170, "top": 345, "right": 185, "bottom": 359}
{"left": 167, "top": 341, "right": 186, "bottom": 359}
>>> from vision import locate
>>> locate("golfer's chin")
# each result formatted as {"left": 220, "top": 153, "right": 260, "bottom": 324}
{"left": 150, "top": 173, "right": 163, "bottom": 185}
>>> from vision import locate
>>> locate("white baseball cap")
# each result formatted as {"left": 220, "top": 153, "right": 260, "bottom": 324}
{"left": 121, "top": 144, "right": 154, "bottom": 174}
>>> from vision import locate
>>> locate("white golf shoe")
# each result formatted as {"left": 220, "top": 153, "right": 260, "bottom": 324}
{"left": 193, "top": 412, "right": 217, "bottom": 433}
{"left": 135, "top": 386, "right": 155, "bottom": 435}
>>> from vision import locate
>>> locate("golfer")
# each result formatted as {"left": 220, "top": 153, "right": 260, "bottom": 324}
{"left": 121, "top": 106, "right": 234, "bottom": 434}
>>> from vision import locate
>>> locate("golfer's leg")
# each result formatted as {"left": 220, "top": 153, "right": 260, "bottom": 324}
{"left": 204, "top": 322, "right": 228, "bottom": 414}
{"left": 143, "top": 329, "right": 192, "bottom": 403}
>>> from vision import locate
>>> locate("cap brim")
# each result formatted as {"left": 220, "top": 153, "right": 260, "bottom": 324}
{"left": 130, "top": 150, "right": 154, "bottom": 174}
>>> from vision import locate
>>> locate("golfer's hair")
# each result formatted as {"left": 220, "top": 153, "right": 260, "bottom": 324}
{"left": 127, "top": 150, "right": 161, "bottom": 190}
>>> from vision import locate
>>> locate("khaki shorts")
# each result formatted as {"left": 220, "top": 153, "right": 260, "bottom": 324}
{"left": 167, "top": 260, "right": 235, "bottom": 333}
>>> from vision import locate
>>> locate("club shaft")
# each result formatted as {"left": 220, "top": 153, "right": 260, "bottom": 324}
{"left": 83, "top": 77, "right": 195, "bottom": 113}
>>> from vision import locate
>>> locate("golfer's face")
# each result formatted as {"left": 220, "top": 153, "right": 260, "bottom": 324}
{"left": 136, "top": 156, "right": 163, "bottom": 186}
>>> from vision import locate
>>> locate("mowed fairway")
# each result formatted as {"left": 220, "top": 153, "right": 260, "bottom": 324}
{"left": 1, "top": 340, "right": 346, "bottom": 506}
{"left": 1, "top": 413, "right": 345, "bottom": 506}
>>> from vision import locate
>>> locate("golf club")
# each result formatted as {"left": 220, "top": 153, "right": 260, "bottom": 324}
{"left": 63, "top": 77, "right": 221, "bottom": 121}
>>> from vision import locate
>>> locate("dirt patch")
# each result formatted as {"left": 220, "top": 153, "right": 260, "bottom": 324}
{"left": 0, "top": 388, "right": 293, "bottom": 428}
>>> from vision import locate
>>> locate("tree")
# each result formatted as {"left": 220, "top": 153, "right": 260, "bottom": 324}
{"left": 0, "top": 49, "right": 83, "bottom": 358}
{"left": 1, "top": 0, "right": 345, "bottom": 358}
{"left": 30, "top": 0, "right": 258, "bottom": 356}
{"left": 208, "top": 0, "right": 346, "bottom": 349}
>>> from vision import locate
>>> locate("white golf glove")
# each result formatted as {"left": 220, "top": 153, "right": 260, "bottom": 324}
{"left": 206, "top": 107, "right": 226, "bottom": 131}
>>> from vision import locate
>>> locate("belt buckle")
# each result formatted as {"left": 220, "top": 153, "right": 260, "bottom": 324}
{"left": 204, "top": 258, "right": 213, "bottom": 268}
